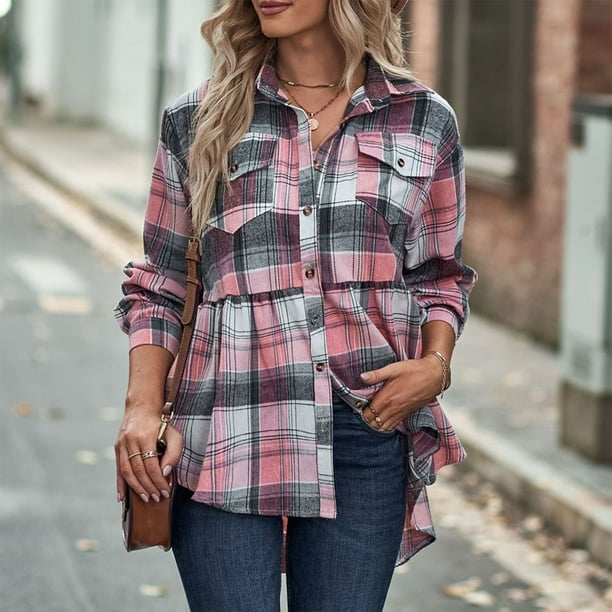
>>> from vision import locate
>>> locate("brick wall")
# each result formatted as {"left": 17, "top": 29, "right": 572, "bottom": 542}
{"left": 577, "top": 0, "right": 612, "bottom": 94}
{"left": 407, "top": 0, "right": 581, "bottom": 346}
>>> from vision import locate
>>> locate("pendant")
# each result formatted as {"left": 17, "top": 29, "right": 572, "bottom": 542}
{"left": 308, "top": 117, "right": 320, "bottom": 131}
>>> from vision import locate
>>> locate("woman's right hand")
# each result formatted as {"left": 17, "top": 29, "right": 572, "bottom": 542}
{"left": 114, "top": 403, "right": 184, "bottom": 504}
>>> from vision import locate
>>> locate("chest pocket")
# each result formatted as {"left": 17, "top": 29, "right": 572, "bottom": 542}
{"left": 207, "top": 133, "right": 277, "bottom": 234}
{"left": 355, "top": 132, "right": 436, "bottom": 225}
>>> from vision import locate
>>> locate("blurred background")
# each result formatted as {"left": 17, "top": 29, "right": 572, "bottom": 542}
{"left": 1, "top": 1, "right": 611, "bottom": 611}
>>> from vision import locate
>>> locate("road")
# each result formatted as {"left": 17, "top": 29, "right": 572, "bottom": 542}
{"left": 0, "top": 155, "right": 607, "bottom": 612}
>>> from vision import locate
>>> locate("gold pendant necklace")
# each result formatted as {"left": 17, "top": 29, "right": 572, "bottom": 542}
{"left": 288, "top": 88, "right": 342, "bottom": 131}
{"left": 277, "top": 76, "right": 339, "bottom": 89}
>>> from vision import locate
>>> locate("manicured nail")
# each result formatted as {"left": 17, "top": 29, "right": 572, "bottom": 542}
{"left": 151, "top": 494, "right": 160, "bottom": 503}
{"left": 140, "top": 493, "right": 150, "bottom": 503}
{"left": 360, "top": 372, "right": 371, "bottom": 381}
{"left": 117, "top": 492, "right": 121, "bottom": 503}
{"left": 161, "top": 490, "right": 170, "bottom": 499}
{"left": 162, "top": 465, "right": 172, "bottom": 477}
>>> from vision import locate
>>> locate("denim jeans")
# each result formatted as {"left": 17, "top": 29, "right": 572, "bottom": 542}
{"left": 172, "top": 395, "right": 407, "bottom": 612}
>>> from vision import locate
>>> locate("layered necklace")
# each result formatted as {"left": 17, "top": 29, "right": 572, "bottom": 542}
{"left": 278, "top": 75, "right": 342, "bottom": 131}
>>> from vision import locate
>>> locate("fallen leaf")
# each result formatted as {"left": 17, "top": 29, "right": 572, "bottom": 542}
{"left": 75, "top": 538, "right": 100, "bottom": 552}
{"left": 14, "top": 403, "right": 32, "bottom": 416}
{"left": 505, "top": 587, "right": 539, "bottom": 601}
{"left": 526, "top": 550, "right": 544, "bottom": 564}
{"left": 75, "top": 450, "right": 98, "bottom": 465}
{"left": 463, "top": 590, "right": 495, "bottom": 607}
{"left": 442, "top": 577, "right": 481, "bottom": 598}
{"left": 485, "top": 496, "right": 503, "bottom": 516}
{"left": 39, "top": 295, "right": 92, "bottom": 314}
{"left": 534, "top": 598, "right": 567, "bottom": 610}
{"left": 139, "top": 585, "right": 169, "bottom": 598}
{"left": 565, "top": 548, "right": 589, "bottom": 564}
{"left": 502, "top": 370, "right": 527, "bottom": 387}
{"left": 522, "top": 515, "right": 543, "bottom": 532}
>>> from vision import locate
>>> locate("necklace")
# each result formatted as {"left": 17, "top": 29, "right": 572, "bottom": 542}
{"left": 277, "top": 76, "right": 339, "bottom": 89}
{"left": 288, "top": 88, "right": 342, "bottom": 131}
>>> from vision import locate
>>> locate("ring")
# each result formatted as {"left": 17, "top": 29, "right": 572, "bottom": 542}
{"left": 374, "top": 416, "right": 384, "bottom": 427}
{"left": 127, "top": 452, "right": 141, "bottom": 460}
{"left": 369, "top": 405, "right": 379, "bottom": 416}
{"left": 141, "top": 450, "right": 158, "bottom": 460}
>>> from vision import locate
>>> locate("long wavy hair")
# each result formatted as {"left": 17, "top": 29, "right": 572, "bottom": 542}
{"left": 188, "top": 0, "right": 411, "bottom": 234}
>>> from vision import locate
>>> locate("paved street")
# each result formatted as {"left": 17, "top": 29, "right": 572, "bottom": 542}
{"left": 0, "top": 157, "right": 608, "bottom": 612}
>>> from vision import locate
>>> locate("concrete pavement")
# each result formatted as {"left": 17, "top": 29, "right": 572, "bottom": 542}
{"left": 2, "top": 113, "right": 612, "bottom": 572}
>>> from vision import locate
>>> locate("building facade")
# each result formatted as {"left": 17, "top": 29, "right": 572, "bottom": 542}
{"left": 406, "top": 0, "right": 612, "bottom": 346}
{"left": 17, "top": 0, "right": 215, "bottom": 146}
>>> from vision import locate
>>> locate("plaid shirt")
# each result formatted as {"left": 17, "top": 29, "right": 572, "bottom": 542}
{"left": 115, "top": 56, "right": 476, "bottom": 564}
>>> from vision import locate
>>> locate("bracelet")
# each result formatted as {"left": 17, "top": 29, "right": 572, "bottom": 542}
{"left": 425, "top": 351, "right": 451, "bottom": 398}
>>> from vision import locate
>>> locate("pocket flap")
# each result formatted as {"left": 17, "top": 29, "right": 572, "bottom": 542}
{"left": 208, "top": 133, "right": 278, "bottom": 234}
{"left": 356, "top": 132, "right": 436, "bottom": 178}
{"left": 228, "top": 132, "right": 277, "bottom": 180}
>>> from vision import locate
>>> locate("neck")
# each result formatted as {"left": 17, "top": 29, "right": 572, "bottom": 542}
{"left": 276, "top": 27, "right": 345, "bottom": 86}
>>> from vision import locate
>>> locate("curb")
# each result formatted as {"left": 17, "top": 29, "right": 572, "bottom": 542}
{"left": 0, "top": 128, "right": 143, "bottom": 241}
{"left": 451, "top": 410, "right": 612, "bottom": 568}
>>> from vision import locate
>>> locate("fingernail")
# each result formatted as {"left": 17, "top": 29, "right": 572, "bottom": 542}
{"left": 162, "top": 465, "right": 172, "bottom": 477}
{"left": 360, "top": 372, "right": 371, "bottom": 381}
{"left": 151, "top": 494, "right": 160, "bottom": 503}
{"left": 117, "top": 492, "right": 121, "bottom": 503}
{"left": 140, "top": 493, "right": 149, "bottom": 503}
{"left": 161, "top": 490, "right": 170, "bottom": 499}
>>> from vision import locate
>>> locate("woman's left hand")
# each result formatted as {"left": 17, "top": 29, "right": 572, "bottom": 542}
{"left": 359, "top": 355, "right": 444, "bottom": 431}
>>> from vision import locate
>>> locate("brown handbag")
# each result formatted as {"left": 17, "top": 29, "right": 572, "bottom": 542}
{"left": 122, "top": 236, "right": 202, "bottom": 552}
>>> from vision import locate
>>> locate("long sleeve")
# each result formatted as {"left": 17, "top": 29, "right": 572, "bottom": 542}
{"left": 114, "top": 109, "right": 193, "bottom": 357}
{"left": 403, "top": 112, "right": 477, "bottom": 338}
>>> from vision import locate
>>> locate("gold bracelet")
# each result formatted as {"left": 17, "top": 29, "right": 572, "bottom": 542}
{"left": 425, "top": 351, "right": 450, "bottom": 397}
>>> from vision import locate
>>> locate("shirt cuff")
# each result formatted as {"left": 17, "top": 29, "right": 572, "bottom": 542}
{"left": 127, "top": 318, "right": 182, "bottom": 358}
{"left": 422, "top": 306, "right": 462, "bottom": 338}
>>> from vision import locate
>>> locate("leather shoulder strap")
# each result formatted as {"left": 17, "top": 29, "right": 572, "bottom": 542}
{"left": 161, "top": 236, "right": 202, "bottom": 420}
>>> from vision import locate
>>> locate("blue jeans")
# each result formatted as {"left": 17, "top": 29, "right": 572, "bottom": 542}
{"left": 172, "top": 396, "right": 407, "bottom": 612}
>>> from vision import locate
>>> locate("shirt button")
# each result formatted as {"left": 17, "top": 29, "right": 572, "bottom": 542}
{"left": 310, "top": 314, "right": 321, "bottom": 325}
{"left": 230, "top": 163, "right": 239, "bottom": 173}
{"left": 315, "top": 363, "right": 326, "bottom": 372}
{"left": 305, "top": 265, "right": 315, "bottom": 279}
{"left": 397, "top": 158, "right": 405, "bottom": 168}
{"left": 303, "top": 206, "right": 313, "bottom": 216}
{"left": 313, "top": 161, "right": 323, "bottom": 171}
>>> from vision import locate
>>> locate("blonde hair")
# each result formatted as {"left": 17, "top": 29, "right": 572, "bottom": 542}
{"left": 188, "top": 0, "right": 411, "bottom": 234}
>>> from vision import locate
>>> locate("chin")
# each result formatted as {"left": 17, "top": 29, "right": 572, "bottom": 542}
{"left": 258, "top": 22, "right": 301, "bottom": 39}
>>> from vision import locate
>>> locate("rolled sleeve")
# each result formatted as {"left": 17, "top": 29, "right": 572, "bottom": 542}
{"left": 403, "top": 111, "right": 477, "bottom": 339}
{"left": 114, "top": 109, "right": 193, "bottom": 356}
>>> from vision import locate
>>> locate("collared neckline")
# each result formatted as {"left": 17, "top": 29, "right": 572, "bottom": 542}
{"left": 255, "top": 53, "right": 415, "bottom": 115}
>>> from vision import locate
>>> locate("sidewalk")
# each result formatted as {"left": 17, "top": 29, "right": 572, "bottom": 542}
{"left": 2, "top": 115, "right": 612, "bottom": 569}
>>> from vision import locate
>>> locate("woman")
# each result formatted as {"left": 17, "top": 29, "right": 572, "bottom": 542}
{"left": 115, "top": 0, "right": 476, "bottom": 610}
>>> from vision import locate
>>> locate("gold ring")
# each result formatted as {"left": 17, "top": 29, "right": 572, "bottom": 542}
{"left": 369, "top": 405, "right": 379, "bottom": 416}
{"left": 374, "top": 416, "right": 384, "bottom": 426}
{"left": 141, "top": 450, "right": 158, "bottom": 460}
{"left": 127, "top": 452, "right": 141, "bottom": 460}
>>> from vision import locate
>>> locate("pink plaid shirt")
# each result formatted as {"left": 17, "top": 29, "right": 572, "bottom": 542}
{"left": 116, "top": 56, "right": 476, "bottom": 564}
